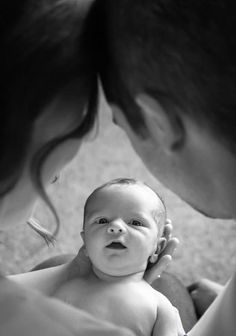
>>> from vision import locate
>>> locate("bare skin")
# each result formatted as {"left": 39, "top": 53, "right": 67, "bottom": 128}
{"left": 9, "top": 220, "right": 178, "bottom": 296}
{"left": 54, "top": 268, "right": 178, "bottom": 336}
{"left": 51, "top": 184, "right": 183, "bottom": 336}
{"left": 110, "top": 94, "right": 236, "bottom": 336}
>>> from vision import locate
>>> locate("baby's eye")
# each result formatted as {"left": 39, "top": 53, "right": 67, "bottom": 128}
{"left": 130, "top": 219, "right": 143, "bottom": 227}
{"left": 97, "top": 218, "right": 109, "bottom": 224}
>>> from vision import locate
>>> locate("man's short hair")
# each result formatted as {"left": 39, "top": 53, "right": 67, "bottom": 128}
{"left": 98, "top": 0, "right": 236, "bottom": 152}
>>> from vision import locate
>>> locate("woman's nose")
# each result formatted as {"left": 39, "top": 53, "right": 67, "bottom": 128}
{"left": 107, "top": 220, "right": 127, "bottom": 234}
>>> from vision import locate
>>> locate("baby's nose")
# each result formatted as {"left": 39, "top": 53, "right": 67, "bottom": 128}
{"left": 107, "top": 220, "right": 127, "bottom": 234}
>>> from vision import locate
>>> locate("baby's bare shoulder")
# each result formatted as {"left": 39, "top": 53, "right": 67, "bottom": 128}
{"left": 132, "top": 280, "right": 175, "bottom": 317}
{"left": 147, "top": 283, "right": 174, "bottom": 309}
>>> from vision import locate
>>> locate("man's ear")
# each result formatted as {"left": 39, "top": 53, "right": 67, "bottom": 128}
{"left": 136, "top": 93, "right": 185, "bottom": 152}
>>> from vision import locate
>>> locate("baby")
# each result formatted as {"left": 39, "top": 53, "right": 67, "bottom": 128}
{"left": 54, "top": 178, "right": 181, "bottom": 336}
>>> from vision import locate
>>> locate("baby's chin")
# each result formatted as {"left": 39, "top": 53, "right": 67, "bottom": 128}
{"left": 92, "top": 264, "right": 146, "bottom": 281}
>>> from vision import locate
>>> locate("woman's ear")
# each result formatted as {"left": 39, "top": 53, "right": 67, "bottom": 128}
{"left": 135, "top": 93, "right": 185, "bottom": 152}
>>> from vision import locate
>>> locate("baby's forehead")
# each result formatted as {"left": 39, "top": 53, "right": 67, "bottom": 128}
{"left": 87, "top": 183, "right": 165, "bottom": 211}
{"left": 105, "top": 183, "right": 162, "bottom": 200}
{"left": 93, "top": 183, "right": 153, "bottom": 197}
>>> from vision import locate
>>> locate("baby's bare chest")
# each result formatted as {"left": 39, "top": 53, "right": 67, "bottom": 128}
{"left": 56, "top": 280, "right": 158, "bottom": 336}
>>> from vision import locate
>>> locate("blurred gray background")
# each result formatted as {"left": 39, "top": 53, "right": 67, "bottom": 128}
{"left": 1, "top": 94, "right": 236, "bottom": 286}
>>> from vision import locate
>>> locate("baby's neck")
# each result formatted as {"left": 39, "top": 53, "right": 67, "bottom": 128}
{"left": 91, "top": 266, "right": 145, "bottom": 283}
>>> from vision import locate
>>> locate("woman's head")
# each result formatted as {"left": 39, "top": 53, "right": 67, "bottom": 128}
{"left": 0, "top": 0, "right": 98, "bottom": 230}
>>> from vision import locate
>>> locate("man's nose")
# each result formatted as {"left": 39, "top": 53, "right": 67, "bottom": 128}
{"left": 107, "top": 220, "right": 127, "bottom": 234}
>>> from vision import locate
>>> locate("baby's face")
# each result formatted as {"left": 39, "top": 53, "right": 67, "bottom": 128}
{"left": 82, "top": 184, "right": 164, "bottom": 276}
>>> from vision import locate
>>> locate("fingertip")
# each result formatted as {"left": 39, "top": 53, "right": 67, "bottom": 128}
{"left": 159, "top": 255, "right": 172, "bottom": 272}
{"left": 163, "top": 224, "right": 172, "bottom": 238}
{"left": 165, "top": 218, "right": 172, "bottom": 225}
{"left": 163, "top": 254, "right": 172, "bottom": 264}
{"left": 172, "top": 237, "right": 180, "bottom": 245}
{"left": 165, "top": 223, "right": 173, "bottom": 230}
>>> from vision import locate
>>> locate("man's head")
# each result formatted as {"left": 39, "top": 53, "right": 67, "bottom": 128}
{"left": 98, "top": 0, "right": 236, "bottom": 219}
{"left": 81, "top": 178, "right": 166, "bottom": 277}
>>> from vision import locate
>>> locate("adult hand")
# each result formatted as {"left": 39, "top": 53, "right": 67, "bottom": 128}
{"left": 188, "top": 278, "right": 223, "bottom": 318}
{"left": 0, "top": 276, "right": 134, "bottom": 336}
{"left": 144, "top": 219, "right": 179, "bottom": 284}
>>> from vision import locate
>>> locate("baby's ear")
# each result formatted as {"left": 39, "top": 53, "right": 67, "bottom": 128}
{"left": 80, "top": 231, "right": 89, "bottom": 257}
{"left": 149, "top": 252, "right": 158, "bottom": 264}
{"left": 149, "top": 238, "right": 167, "bottom": 264}
{"left": 158, "top": 237, "right": 167, "bottom": 254}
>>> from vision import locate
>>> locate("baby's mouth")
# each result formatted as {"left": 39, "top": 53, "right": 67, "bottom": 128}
{"left": 106, "top": 242, "right": 127, "bottom": 250}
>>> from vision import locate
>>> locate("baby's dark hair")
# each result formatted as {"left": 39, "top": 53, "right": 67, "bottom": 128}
{"left": 0, "top": 0, "right": 99, "bottom": 241}
{"left": 83, "top": 177, "right": 167, "bottom": 231}
{"left": 98, "top": 0, "right": 236, "bottom": 151}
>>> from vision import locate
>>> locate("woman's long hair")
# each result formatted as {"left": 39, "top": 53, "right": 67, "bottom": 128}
{"left": 0, "top": 0, "right": 99, "bottom": 241}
